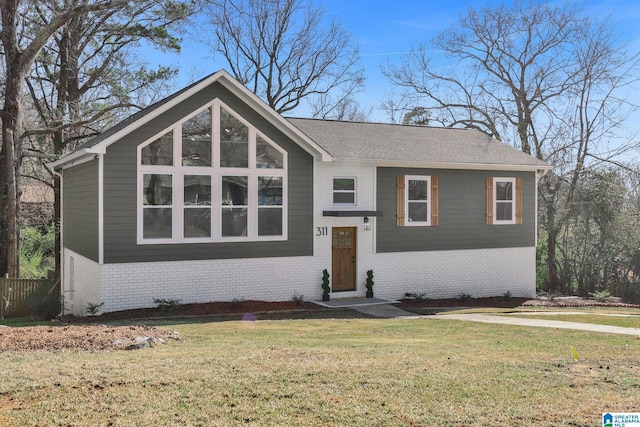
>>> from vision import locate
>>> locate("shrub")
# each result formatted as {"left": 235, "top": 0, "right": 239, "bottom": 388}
{"left": 85, "top": 302, "right": 105, "bottom": 316}
{"left": 153, "top": 298, "right": 182, "bottom": 311}
{"left": 457, "top": 293, "right": 472, "bottom": 302}
{"left": 230, "top": 297, "right": 245, "bottom": 308}
{"left": 291, "top": 292, "right": 305, "bottom": 305}
{"left": 365, "top": 270, "right": 374, "bottom": 293}
{"left": 321, "top": 269, "right": 330, "bottom": 297}
{"left": 20, "top": 225, "right": 55, "bottom": 279}
{"left": 617, "top": 281, "right": 640, "bottom": 304}
{"left": 589, "top": 289, "right": 611, "bottom": 302}
{"left": 404, "top": 292, "right": 428, "bottom": 301}
{"left": 28, "top": 282, "right": 60, "bottom": 320}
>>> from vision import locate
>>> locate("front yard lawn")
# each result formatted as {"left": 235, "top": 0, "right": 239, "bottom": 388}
{"left": 0, "top": 315, "right": 638, "bottom": 426}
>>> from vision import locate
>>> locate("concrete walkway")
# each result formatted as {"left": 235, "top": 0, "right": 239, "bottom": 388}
{"left": 434, "top": 312, "right": 640, "bottom": 336}
{"left": 353, "top": 304, "right": 640, "bottom": 336}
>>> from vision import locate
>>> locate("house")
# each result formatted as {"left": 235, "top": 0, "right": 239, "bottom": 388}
{"left": 51, "top": 70, "right": 551, "bottom": 315}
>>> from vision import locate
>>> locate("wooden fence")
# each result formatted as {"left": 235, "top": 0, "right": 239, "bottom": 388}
{"left": 0, "top": 271, "right": 55, "bottom": 318}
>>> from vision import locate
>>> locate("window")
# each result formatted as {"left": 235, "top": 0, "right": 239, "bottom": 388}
{"left": 137, "top": 100, "right": 287, "bottom": 243}
{"left": 258, "top": 176, "right": 283, "bottom": 236}
{"left": 486, "top": 177, "right": 522, "bottom": 225}
{"left": 184, "top": 175, "right": 211, "bottom": 238}
{"left": 182, "top": 108, "right": 212, "bottom": 167}
{"left": 396, "top": 175, "right": 439, "bottom": 227}
{"left": 142, "top": 174, "right": 173, "bottom": 238}
{"left": 333, "top": 178, "right": 356, "bottom": 205}
{"left": 220, "top": 107, "right": 248, "bottom": 168}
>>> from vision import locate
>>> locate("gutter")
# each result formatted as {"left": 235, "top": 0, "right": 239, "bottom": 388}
{"left": 48, "top": 146, "right": 106, "bottom": 170}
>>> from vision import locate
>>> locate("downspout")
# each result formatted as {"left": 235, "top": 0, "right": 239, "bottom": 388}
{"left": 98, "top": 154, "right": 104, "bottom": 265}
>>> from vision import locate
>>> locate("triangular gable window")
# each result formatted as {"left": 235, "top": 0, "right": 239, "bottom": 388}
{"left": 141, "top": 131, "right": 173, "bottom": 166}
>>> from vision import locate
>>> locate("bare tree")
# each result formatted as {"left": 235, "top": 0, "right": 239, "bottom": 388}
{"left": 203, "top": 0, "right": 364, "bottom": 115}
{"left": 383, "top": 1, "right": 640, "bottom": 292}
{"left": 21, "top": 0, "right": 192, "bottom": 275}
{"left": 1, "top": 0, "right": 123, "bottom": 277}
{"left": 312, "top": 96, "right": 371, "bottom": 122}
{"left": 0, "top": 0, "right": 191, "bottom": 277}
{"left": 378, "top": 91, "right": 411, "bottom": 124}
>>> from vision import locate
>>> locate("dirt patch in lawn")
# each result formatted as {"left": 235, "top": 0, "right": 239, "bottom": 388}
{"left": 0, "top": 324, "right": 178, "bottom": 352}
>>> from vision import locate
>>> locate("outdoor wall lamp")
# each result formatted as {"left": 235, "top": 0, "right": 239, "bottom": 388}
{"left": 363, "top": 216, "right": 371, "bottom": 230}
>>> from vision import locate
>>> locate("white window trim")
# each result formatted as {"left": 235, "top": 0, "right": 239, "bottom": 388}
{"left": 136, "top": 99, "right": 288, "bottom": 244}
{"left": 332, "top": 177, "right": 357, "bottom": 206}
{"left": 405, "top": 175, "right": 431, "bottom": 226}
{"left": 493, "top": 177, "right": 516, "bottom": 225}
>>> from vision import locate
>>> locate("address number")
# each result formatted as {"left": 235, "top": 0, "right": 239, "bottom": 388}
{"left": 316, "top": 226, "right": 328, "bottom": 236}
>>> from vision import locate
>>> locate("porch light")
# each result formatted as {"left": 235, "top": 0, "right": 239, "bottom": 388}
{"left": 363, "top": 216, "right": 371, "bottom": 230}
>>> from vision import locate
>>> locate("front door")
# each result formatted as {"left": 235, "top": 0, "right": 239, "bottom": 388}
{"left": 332, "top": 227, "right": 357, "bottom": 292}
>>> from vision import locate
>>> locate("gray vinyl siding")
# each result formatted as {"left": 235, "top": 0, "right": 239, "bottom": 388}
{"left": 63, "top": 160, "right": 99, "bottom": 261}
{"left": 376, "top": 168, "right": 536, "bottom": 252}
{"left": 102, "top": 81, "right": 313, "bottom": 263}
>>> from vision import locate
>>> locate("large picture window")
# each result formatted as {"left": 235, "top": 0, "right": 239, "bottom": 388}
{"left": 137, "top": 100, "right": 287, "bottom": 243}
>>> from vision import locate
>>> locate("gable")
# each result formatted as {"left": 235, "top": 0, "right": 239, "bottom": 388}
{"left": 51, "top": 70, "right": 332, "bottom": 171}
{"left": 99, "top": 80, "right": 315, "bottom": 263}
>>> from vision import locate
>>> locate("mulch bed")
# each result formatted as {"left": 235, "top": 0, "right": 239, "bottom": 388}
{"left": 69, "top": 300, "right": 323, "bottom": 323}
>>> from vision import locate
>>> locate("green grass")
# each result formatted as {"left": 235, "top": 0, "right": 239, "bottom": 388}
{"left": 1, "top": 316, "right": 639, "bottom": 426}
{"left": 505, "top": 313, "right": 640, "bottom": 329}
{"left": 0, "top": 317, "right": 51, "bottom": 327}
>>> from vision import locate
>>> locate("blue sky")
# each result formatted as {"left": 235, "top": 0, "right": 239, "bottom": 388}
{"left": 154, "top": 0, "right": 640, "bottom": 121}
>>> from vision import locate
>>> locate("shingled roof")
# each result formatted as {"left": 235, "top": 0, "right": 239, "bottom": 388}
{"left": 288, "top": 118, "right": 550, "bottom": 170}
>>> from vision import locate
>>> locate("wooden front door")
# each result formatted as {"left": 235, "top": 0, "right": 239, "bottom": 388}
{"left": 332, "top": 227, "right": 357, "bottom": 292}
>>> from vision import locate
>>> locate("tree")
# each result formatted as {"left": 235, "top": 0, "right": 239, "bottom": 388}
{"left": 402, "top": 107, "right": 430, "bottom": 126}
{"left": 312, "top": 96, "right": 371, "bottom": 122}
{"left": 202, "top": 0, "right": 364, "bottom": 115}
{"left": 0, "top": 0, "right": 191, "bottom": 277}
{"left": 22, "top": 0, "right": 192, "bottom": 275}
{"left": 383, "top": 1, "right": 640, "bottom": 292}
{"left": 1, "top": 0, "right": 116, "bottom": 277}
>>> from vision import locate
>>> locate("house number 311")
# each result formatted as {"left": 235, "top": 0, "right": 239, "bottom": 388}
{"left": 316, "top": 226, "right": 328, "bottom": 236}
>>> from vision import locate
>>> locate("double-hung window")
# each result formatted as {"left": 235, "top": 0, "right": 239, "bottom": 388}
{"left": 396, "top": 175, "right": 439, "bottom": 227}
{"left": 138, "top": 99, "right": 287, "bottom": 243}
{"left": 486, "top": 177, "right": 522, "bottom": 225}
{"left": 406, "top": 176, "right": 430, "bottom": 225}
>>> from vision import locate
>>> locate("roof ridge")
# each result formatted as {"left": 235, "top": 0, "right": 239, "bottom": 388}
{"left": 287, "top": 116, "right": 479, "bottom": 132}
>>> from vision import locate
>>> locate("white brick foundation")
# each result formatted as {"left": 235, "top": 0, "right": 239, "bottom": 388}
{"left": 370, "top": 246, "right": 536, "bottom": 301}
{"left": 63, "top": 245, "right": 535, "bottom": 315}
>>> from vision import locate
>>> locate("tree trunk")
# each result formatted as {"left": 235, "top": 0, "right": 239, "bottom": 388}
{"left": 545, "top": 207, "right": 561, "bottom": 293}
{"left": 0, "top": 104, "right": 21, "bottom": 278}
